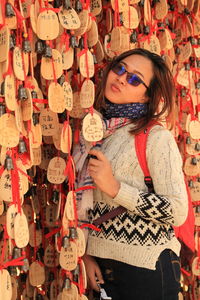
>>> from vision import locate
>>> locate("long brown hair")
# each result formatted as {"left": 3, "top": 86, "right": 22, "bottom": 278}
{"left": 94, "top": 48, "right": 176, "bottom": 135}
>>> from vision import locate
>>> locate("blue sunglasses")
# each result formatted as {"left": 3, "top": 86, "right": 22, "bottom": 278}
{"left": 111, "top": 63, "right": 149, "bottom": 90}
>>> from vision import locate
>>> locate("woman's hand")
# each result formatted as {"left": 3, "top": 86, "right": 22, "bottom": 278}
{"left": 83, "top": 254, "right": 104, "bottom": 291}
{"left": 88, "top": 149, "right": 120, "bottom": 198}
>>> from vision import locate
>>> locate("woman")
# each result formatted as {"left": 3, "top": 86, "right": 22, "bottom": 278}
{"left": 81, "top": 48, "right": 188, "bottom": 300}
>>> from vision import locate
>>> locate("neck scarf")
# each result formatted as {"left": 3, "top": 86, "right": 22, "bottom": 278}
{"left": 101, "top": 99, "right": 148, "bottom": 119}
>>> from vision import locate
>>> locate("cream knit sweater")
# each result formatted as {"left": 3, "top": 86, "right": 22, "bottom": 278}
{"left": 86, "top": 124, "right": 188, "bottom": 270}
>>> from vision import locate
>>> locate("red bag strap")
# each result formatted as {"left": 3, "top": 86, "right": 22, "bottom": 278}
{"left": 135, "top": 122, "right": 159, "bottom": 191}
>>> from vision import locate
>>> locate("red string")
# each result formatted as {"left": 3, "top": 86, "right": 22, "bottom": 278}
{"left": 0, "top": 256, "right": 25, "bottom": 270}
{"left": 50, "top": 42, "right": 57, "bottom": 84}
{"left": 80, "top": 223, "right": 101, "bottom": 232}
{"left": 78, "top": 258, "right": 85, "bottom": 295}
{"left": 11, "top": 149, "right": 21, "bottom": 214}
{"left": 45, "top": 227, "right": 61, "bottom": 239}
{"left": 40, "top": 7, "right": 61, "bottom": 13}
{"left": 83, "top": 33, "right": 89, "bottom": 79}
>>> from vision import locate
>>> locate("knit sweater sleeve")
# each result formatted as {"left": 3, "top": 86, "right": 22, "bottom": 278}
{"left": 113, "top": 127, "right": 188, "bottom": 226}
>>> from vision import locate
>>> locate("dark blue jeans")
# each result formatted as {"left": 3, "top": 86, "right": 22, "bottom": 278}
{"left": 93, "top": 249, "right": 181, "bottom": 300}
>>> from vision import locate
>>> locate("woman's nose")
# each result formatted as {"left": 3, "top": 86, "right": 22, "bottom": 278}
{"left": 116, "top": 73, "right": 127, "bottom": 85}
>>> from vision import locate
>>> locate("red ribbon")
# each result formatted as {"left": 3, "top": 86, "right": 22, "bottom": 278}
{"left": 40, "top": 7, "right": 61, "bottom": 13}
{"left": 45, "top": 227, "right": 61, "bottom": 239}
{"left": 0, "top": 256, "right": 26, "bottom": 271}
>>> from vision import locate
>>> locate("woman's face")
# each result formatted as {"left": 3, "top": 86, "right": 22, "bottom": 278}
{"left": 104, "top": 54, "right": 154, "bottom": 104}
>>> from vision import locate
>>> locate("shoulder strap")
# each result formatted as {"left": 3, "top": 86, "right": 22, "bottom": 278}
{"left": 135, "top": 122, "right": 159, "bottom": 192}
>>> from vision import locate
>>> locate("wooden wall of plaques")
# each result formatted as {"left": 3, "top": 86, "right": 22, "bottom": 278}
{"left": 0, "top": 0, "right": 199, "bottom": 299}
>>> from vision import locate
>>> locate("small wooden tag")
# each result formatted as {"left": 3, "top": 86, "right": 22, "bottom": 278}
{"left": 60, "top": 123, "right": 72, "bottom": 153}
{"left": 14, "top": 103, "right": 23, "bottom": 134}
{"left": 104, "top": 34, "right": 115, "bottom": 59}
{"left": 155, "top": 0, "right": 168, "bottom": 19}
{"left": 0, "top": 114, "right": 19, "bottom": 147}
{"left": 0, "top": 170, "right": 13, "bottom": 202}
{"left": 91, "top": 0, "right": 102, "bottom": 15}
{"left": 106, "top": 8, "right": 113, "bottom": 33}
{"left": 144, "top": 0, "right": 152, "bottom": 24}
{"left": 41, "top": 49, "right": 63, "bottom": 80}
{"left": 30, "top": 3, "right": 37, "bottom": 33}
{"left": 190, "top": 181, "right": 200, "bottom": 202}
{"left": 21, "top": 88, "right": 33, "bottom": 121}
{"left": 65, "top": 191, "right": 75, "bottom": 221}
{"left": 4, "top": 74, "right": 16, "bottom": 111}
{"left": 94, "top": 40, "right": 105, "bottom": 63}
{"left": 45, "top": 204, "right": 57, "bottom": 227}
{"left": 183, "top": 156, "right": 199, "bottom": 176}
{"left": 23, "top": 204, "right": 34, "bottom": 223}
{"left": 143, "top": 34, "right": 161, "bottom": 55}
{"left": 87, "top": 20, "right": 98, "bottom": 48}
{"left": 76, "top": 227, "right": 86, "bottom": 257}
{"left": 110, "top": 27, "right": 122, "bottom": 52}
{"left": 69, "top": 92, "right": 85, "bottom": 119}
{"left": 122, "top": 6, "right": 139, "bottom": 29}
{"left": 80, "top": 79, "right": 95, "bottom": 108}
{"left": 79, "top": 49, "right": 94, "bottom": 78}
{"left": 189, "top": 120, "right": 200, "bottom": 139}
{"left": 30, "top": 123, "right": 42, "bottom": 149}
{"left": 48, "top": 82, "right": 65, "bottom": 113}
{"left": 82, "top": 113, "right": 103, "bottom": 142}
{"left": 44, "top": 244, "right": 59, "bottom": 268}
{"left": 29, "top": 223, "right": 42, "bottom": 247}
{"left": 191, "top": 81, "right": 200, "bottom": 108}
{"left": 53, "top": 123, "right": 63, "bottom": 150}
{"left": 29, "top": 261, "right": 45, "bottom": 286}
{"left": 62, "top": 282, "right": 79, "bottom": 299}
{"left": 176, "top": 67, "right": 192, "bottom": 87}
{"left": 158, "top": 29, "right": 173, "bottom": 50}
{"left": 0, "top": 26, "right": 9, "bottom": 62}
{"left": 59, "top": 242, "right": 78, "bottom": 270}
{"left": 58, "top": 7, "right": 80, "bottom": 29}
{"left": 62, "top": 47, "right": 74, "bottom": 70}
{"left": 111, "top": 0, "right": 129, "bottom": 11}
{"left": 186, "top": 138, "right": 200, "bottom": 155}
{"left": 47, "top": 156, "right": 66, "bottom": 184}
{"left": 13, "top": 47, "right": 28, "bottom": 81}
{"left": 0, "top": 167, "right": 26, "bottom": 203}
{"left": 63, "top": 81, "right": 73, "bottom": 111}
{"left": 39, "top": 108, "right": 59, "bottom": 136}
{"left": 32, "top": 147, "right": 42, "bottom": 166}
{"left": 79, "top": 259, "right": 87, "bottom": 289}
{"left": 37, "top": 10, "right": 59, "bottom": 40}
{"left": 74, "top": 10, "right": 89, "bottom": 36}
{"left": 178, "top": 42, "right": 192, "bottom": 62}
{"left": 0, "top": 269, "right": 12, "bottom": 300}
{"left": 14, "top": 212, "right": 29, "bottom": 248}
{"left": 39, "top": 144, "right": 57, "bottom": 170}
{"left": 6, "top": 204, "right": 18, "bottom": 239}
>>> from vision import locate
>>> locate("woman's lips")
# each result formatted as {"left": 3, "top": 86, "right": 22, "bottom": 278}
{"left": 111, "top": 83, "right": 121, "bottom": 92}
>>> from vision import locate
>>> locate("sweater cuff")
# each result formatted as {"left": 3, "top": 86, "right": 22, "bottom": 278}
{"left": 113, "top": 182, "right": 139, "bottom": 211}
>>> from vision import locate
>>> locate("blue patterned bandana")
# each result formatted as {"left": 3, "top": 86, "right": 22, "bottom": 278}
{"left": 102, "top": 99, "right": 148, "bottom": 119}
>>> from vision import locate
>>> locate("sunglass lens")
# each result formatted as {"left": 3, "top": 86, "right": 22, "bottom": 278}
{"left": 112, "top": 64, "right": 125, "bottom": 75}
{"left": 127, "top": 74, "right": 141, "bottom": 86}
